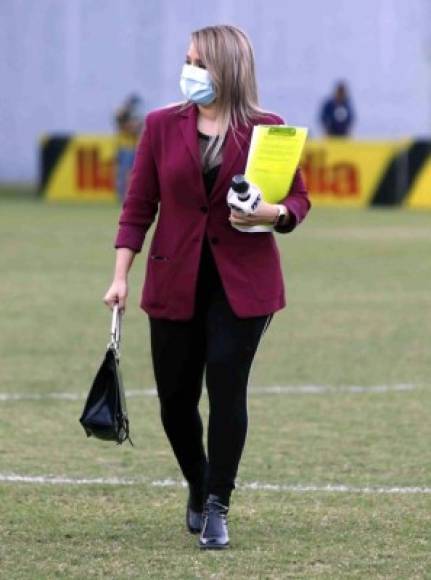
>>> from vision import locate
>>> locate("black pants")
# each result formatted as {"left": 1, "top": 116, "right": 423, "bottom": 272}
{"left": 149, "top": 240, "right": 271, "bottom": 505}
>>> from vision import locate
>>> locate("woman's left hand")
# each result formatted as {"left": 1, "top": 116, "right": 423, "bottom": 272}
{"left": 229, "top": 200, "right": 280, "bottom": 227}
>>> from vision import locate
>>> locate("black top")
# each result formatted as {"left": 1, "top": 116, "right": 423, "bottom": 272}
{"left": 195, "top": 131, "right": 224, "bottom": 308}
{"left": 198, "top": 130, "right": 222, "bottom": 195}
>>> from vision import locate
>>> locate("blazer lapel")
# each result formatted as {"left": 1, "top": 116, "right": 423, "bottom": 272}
{"left": 179, "top": 104, "right": 202, "bottom": 174}
{"left": 179, "top": 104, "right": 253, "bottom": 198}
{"left": 211, "top": 123, "right": 253, "bottom": 197}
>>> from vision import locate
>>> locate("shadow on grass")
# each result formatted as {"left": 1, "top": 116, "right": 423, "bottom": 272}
{"left": 0, "top": 183, "right": 38, "bottom": 201}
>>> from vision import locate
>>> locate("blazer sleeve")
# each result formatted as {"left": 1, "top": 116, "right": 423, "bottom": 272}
{"left": 114, "top": 114, "right": 160, "bottom": 252}
{"left": 274, "top": 167, "right": 311, "bottom": 234}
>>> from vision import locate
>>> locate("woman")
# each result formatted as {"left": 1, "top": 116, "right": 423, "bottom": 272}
{"left": 104, "top": 24, "right": 310, "bottom": 549}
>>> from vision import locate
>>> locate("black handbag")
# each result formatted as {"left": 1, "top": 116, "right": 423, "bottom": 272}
{"left": 79, "top": 305, "right": 133, "bottom": 445}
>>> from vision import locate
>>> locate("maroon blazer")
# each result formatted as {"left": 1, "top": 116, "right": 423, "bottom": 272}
{"left": 115, "top": 103, "right": 310, "bottom": 320}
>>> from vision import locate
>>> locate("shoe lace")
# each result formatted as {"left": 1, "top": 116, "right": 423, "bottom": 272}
{"left": 203, "top": 499, "right": 228, "bottom": 521}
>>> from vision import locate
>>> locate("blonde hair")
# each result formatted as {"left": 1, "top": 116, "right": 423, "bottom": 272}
{"left": 189, "top": 25, "right": 263, "bottom": 164}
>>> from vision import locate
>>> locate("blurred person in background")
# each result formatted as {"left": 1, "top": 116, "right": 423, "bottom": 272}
{"left": 320, "top": 81, "right": 355, "bottom": 136}
{"left": 114, "top": 94, "right": 145, "bottom": 201}
{"left": 104, "top": 25, "right": 310, "bottom": 550}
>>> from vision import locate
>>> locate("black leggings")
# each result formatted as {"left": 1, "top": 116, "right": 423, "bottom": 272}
{"left": 149, "top": 241, "right": 271, "bottom": 504}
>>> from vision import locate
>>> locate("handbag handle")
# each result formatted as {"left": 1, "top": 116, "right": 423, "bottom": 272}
{"left": 108, "top": 303, "right": 122, "bottom": 356}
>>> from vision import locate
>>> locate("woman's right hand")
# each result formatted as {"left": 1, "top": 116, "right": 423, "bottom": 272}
{"left": 103, "top": 278, "right": 128, "bottom": 311}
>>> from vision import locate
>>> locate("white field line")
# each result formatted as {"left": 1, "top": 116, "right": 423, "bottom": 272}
{"left": 0, "top": 384, "right": 417, "bottom": 402}
{"left": 1, "top": 473, "right": 430, "bottom": 495}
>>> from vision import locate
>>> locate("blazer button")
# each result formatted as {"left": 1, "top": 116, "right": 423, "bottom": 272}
{"left": 200, "top": 206, "right": 208, "bottom": 214}
{"left": 210, "top": 236, "right": 219, "bottom": 245}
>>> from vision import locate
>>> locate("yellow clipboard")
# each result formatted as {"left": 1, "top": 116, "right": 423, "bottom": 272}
{"left": 244, "top": 125, "right": 308, "bottom": 203}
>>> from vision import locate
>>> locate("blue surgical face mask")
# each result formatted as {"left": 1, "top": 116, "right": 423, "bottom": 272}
{"left": 180, "top": 64, "right": 216, "bottom": 105}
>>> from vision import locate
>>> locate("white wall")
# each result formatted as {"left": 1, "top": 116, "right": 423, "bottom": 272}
{"left": 0, "top": 0, "right": 430, "bottom": 181}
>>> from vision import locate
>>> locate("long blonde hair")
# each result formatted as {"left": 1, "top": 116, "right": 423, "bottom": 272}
{"left": 189, "top": 25, "right": 263, "bottom": 163}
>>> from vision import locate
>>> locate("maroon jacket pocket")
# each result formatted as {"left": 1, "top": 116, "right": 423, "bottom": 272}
{"left": 142, "top": 255, "right": 172, "bottom": 309}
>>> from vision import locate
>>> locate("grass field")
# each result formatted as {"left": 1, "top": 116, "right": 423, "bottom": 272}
{"left": 1, "top": 193, "right": 431, "bottom": 578}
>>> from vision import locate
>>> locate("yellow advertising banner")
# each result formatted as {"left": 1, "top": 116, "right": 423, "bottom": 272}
{"left": 42, "top": 135, "right": 117, "bottom": 202}
{"left": 406, "top": 157, "right": 431, "bottom": 208}
{"left": 40, "top": 134, "right": 430, "bottom": 208}
{"left": 301, "top": 139, "right": 408, "bottom": 207}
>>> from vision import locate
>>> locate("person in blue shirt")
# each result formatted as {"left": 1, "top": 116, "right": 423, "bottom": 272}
{"left": 320, "top": 81, "right": 355, "bottom": 136}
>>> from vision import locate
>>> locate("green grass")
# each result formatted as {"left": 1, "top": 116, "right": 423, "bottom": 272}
{"left": 0, "top": 182, "right": 36, "bottom": 200}
{"left": 1, "top": 196, "right": 431, "bottom": 578}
